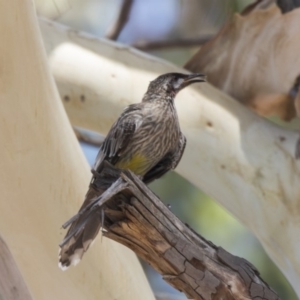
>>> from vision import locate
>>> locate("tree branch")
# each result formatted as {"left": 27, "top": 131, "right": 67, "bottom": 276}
{"left": 74, "top": 127, "right": 105, "bottom": 147}
{"left": 63, "top": 163, "right": 280, "bottom": 300}
{"left": 39, "top": 18, "right": 300, "bottom": 297}
{"left": 105, "top": 0, "right": 133, "bottom": 40}
{"left": 132, "top": 36, "right": 213, "bottom": 51}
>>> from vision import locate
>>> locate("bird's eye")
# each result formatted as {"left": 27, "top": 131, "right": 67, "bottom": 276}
{"left": 172, "top": 78, "right": 184, "bottom": 89}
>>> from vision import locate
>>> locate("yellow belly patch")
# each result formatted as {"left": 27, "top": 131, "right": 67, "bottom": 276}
{"left": 115, "top": 154, "right": 149, "bottom": 175}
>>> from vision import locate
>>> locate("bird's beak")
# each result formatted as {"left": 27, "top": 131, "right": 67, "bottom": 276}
{"left": 177, "top": 73, "right": 207, "bottom": 91}
{"left": 184, "top": 73, "right": 207, "bottom": 84}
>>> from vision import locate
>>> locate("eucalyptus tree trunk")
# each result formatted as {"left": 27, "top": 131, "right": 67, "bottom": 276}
{"left": 0, "top": 1, "right": 154, "bottom": 299}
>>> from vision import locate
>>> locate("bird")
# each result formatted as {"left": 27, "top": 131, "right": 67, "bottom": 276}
{"left": 59, "top": 72, "right": 206, "bottom": 269}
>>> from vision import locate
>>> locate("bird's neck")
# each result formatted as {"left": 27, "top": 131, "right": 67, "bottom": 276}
{"left": 142, "top": 92, "right": 175, "bottom": 105}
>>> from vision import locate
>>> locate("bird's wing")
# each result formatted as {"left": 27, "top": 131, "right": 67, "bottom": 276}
{"left": 143, "top": 133, "right": 186, "bottom": 184}
{"left": 59, "top": 104, "right": 144, "bottom": 269}
{"left": 93, "top": 104, "right": 143, "bottom": 170}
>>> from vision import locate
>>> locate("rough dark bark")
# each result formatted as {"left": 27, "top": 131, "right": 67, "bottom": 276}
{"left": 63, "top": 163, "right": 280, "bottom": 300}
{"left": 0, "top": 235, "right": 33, "bottom": 300}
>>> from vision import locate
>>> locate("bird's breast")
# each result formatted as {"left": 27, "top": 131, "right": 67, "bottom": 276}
{"left": 115, "top": 104, "right": 181, "bottom": 175}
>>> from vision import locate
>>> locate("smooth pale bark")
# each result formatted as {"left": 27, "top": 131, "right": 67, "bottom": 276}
{"left": 0, "top": 236, "right": 33, "bottom": 300}
{"left": 39, "top": 18, "right": 300, "bottom": 296}
{"left": 0, "top": 1, "right": 154, "bottom": 300}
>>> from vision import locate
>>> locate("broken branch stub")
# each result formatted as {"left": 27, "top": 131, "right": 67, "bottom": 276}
{"left": 65, "top": 163, "right": 280, "bottom": 300}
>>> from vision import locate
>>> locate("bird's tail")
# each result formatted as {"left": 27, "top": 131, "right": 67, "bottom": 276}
{"left": 58, "top": 186, "right": 103, "bottom": 270}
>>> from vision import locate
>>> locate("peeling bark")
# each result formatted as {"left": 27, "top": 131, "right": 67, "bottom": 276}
{"left": 185, "top": 5, "right": 300, "bottom": 108}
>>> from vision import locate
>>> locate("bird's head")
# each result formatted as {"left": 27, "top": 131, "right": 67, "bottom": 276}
{"left": 143, "top": 72, "right": 206, "bottom": 102}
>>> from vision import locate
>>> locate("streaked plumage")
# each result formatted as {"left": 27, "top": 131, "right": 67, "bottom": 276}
{"left": 59, "top": 72, "right": 206, "bottom": 269}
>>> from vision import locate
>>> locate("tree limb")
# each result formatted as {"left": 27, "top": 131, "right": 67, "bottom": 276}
{"left": 105, "top": 0, "right": 133, "bottom": 40}
{"left": 132, "top": 36, "right": 213, "bottom": 51}
{"left": 39, "top": 18, "right": 300, "bottom": 297}
{"left": 74, "top": 127, "right": 105, "bottom": 147}
{"left": 63, "top": 163, "right": 280, "bottom": 300}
